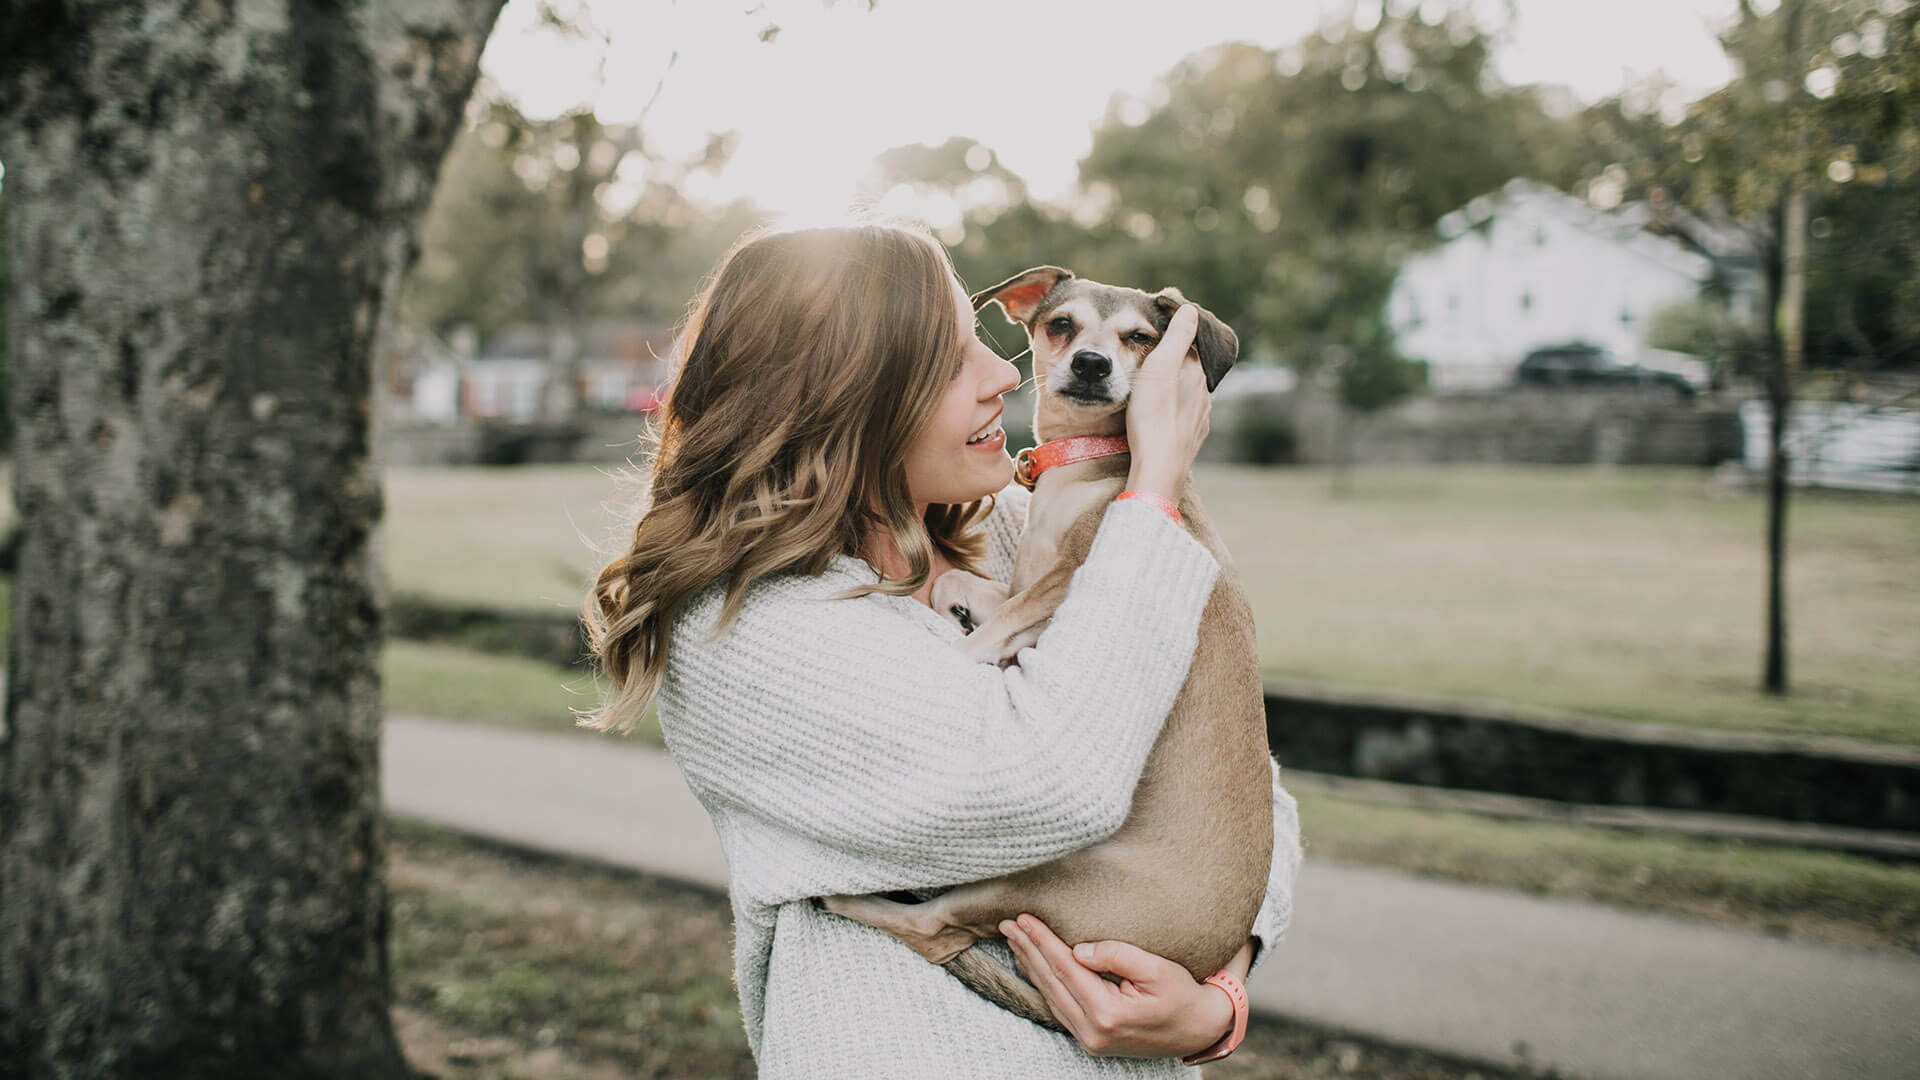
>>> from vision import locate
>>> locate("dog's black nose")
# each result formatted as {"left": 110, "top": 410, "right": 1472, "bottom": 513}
{"left": 1070, "top": 351, "right": 1111, "bottom": 381}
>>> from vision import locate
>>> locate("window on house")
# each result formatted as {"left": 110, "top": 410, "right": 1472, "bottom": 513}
{"left": 1519, "top": 292, "right": 1533, "bottom": 313}
{"left": 1620, "top": 309, "right": 1634, "bottom": 325}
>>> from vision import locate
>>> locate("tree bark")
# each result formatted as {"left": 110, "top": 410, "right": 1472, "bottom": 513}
{"left": 0, "top": 1, "right": 504, "bottom": 1075}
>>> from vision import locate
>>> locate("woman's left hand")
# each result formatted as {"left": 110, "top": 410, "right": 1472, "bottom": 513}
{"left": 999, "top": 914, "right": 1244, "bottom": 1059}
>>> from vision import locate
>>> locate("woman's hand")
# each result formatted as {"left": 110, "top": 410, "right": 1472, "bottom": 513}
{"left": 1123, "top": 304, "right": 1212, "bottom": 505}
{"left": 999, "top": 913, "right": 1251, "bottom": 1059}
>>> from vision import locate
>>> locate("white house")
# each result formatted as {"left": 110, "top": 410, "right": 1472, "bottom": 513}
{"left": 1387, "top": 178, "right": 1752, "bottom": 392}
{"left": 402, "top": 319, "right": 676, "bottom": 423}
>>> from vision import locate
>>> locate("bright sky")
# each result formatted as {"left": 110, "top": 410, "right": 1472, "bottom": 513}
{"left": 479, "top": 0, "right": 1742, "bottom": 222}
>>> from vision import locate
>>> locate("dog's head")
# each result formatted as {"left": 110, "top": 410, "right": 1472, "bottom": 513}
{"left": 972, "top": 266, "right": 1238, "bottom": 435}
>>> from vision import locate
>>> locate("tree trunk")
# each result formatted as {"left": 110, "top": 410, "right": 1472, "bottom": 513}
{"left": 1763, "top": 185, "right": 1804, "bottom": 696}
{"left": 1330, "top": 406, "right": 1353, "bottom": 497}
{"left": 0, "top": 1, "right": 503, "bottom": 1075}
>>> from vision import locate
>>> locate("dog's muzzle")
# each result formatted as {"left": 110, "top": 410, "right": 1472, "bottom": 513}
{"left": 1059, "top": 350, "right": 1114, "bottom": 403}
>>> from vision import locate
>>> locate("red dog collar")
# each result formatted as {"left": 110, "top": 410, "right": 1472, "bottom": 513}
{"left": 1011, "top": 436, "right": 1130, "bottom": 490}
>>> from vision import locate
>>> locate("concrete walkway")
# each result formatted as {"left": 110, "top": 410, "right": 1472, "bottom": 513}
{"left": 385, "top": 715, "right": 1920, "bottom": 1080}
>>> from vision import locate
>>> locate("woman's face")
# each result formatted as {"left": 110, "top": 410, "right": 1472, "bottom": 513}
{"left": 901, "top": 279, "right": 1022, "bottom": 507}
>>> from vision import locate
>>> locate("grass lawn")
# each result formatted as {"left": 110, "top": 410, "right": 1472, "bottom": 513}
{"left": 1201, "top": 465, "right": 1920, "bottom": 744}
{"left": 388, "top": 637, "right": 1919, "bottom": 956}
{"left": 1295, "top": 787, "right": 1920, "bottom": 955}
{"left": 382, "top": 639, "right": 659, "bottom": 743}
{"left": 388, "top": 821, "right": 1522, "bottom": 1080}
{"left": 384, "top": 462, "right": 1920, "bottom": 744}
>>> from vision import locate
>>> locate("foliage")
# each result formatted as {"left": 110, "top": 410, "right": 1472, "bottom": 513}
{"left": 1070, "top": 10, "right": 1572, "bottom": 363}
{"left": 1233, "top": 408, "right": 1297, "bottom": 465}
{"left": 405, "top": 100, "right": 755, "bottom": 345}
{"left": 1647, "top": 297, "right": 1764, "bottom": 380}
{"left": 0, "top": 186, "right": 8, "bottom": 452}
{"left": 1663, "top": 0, "right": 1920, "bottom": 371}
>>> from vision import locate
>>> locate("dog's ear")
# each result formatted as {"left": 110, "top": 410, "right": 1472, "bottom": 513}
{"left": 972, "top": 266, "right": 1074, "bottom": 326}
{"left": 1153, "top": 288, "right": 1239, "bottom": 391}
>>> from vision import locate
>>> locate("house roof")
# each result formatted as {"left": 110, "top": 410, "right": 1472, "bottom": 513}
{"left": 483, "top": 318, "right": 678, "bottom": 364}
{"left": 1433, "top": 178, "right": 1715, "bottom": 282}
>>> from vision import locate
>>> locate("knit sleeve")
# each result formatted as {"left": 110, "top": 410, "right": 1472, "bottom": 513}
{"left": 1247, "top": 757, "right": 1303, "bottom": 975}
{"left": 659, "top": 497, "right": 1218, "bottom": 899}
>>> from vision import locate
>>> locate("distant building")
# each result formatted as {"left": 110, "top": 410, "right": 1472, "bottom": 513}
{"left": 398, "top": 319, "right": 677, "bottom": 424}
{"left": 1387, "top": 178, "right": 1762, "bottom": 392}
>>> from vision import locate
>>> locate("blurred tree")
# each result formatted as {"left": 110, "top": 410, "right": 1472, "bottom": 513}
{"left": 1666, "top": 0, "right": 1919, "bottom": 695}
{"left": 1647, "top": 297, "right": 1761, "bottom": 388}
{"left": 0, "top": 185, "right": 9, "bottom": 454}
{"left": 1076, "top": 7, "right": 1566, "bottom": 357}
{"left": 0, "top": 1, "right": 502, "bottom": 1074}
{"left": 1066, "top": 4, "right": 1554, "bottom": 480}
{"left": 406, "top": 102, "right": 754, "bottom": 343}
{"left": 403, "top": 1, "right": 814, "bottom": 422}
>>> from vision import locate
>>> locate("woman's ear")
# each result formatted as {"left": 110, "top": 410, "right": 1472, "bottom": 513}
{"left": 1153, "top": 288, "right": 1239, "bottom": 392}
{"left": 971, "top": 266, "right": 1074, "bottom": 326}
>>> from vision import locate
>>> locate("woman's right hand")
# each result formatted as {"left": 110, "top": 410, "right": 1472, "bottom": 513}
{"left": 1123, "top": 304, "right": 1211, "bottom": 504}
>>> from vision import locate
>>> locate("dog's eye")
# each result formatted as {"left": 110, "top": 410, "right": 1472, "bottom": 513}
{"left": 1127, "top": 331, "right": 1158, "bottom": 347}
{"left": 1046, "top": 316, "right": 1073, "bottom": 336}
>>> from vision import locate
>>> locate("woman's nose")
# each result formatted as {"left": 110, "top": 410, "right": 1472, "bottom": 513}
{"left": 987, "top": 356, "right": 1020, "bottom": 397}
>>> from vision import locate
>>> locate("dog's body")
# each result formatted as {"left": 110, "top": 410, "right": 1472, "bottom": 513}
{"left": 820, "top": 268, "right": 1274, "bottom": 1031}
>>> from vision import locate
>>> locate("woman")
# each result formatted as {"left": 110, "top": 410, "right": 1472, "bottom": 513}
{"left": 581, "top": 222, "right": 1302, "bottom": 1078}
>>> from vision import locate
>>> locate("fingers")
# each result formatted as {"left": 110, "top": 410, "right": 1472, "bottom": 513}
{"left": 1001, "top": 917, "right": 1092, "bottom": 1037}
{"left": 1067, "top": 938, "right": 1159, "bottom": 983}
{"left": 1142, "top": 304, "right": 1200, "bottom": 379}
{"left": 1016, "top": 914, "right": 1110, "bottom": 1000}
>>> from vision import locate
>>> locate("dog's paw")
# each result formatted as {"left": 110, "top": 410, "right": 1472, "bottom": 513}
{"left": 932, "top": 571, "right": 1008, "bottom": 636}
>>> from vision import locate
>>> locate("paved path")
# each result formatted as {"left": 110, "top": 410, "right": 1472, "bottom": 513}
{"left": 385, "top": 715, "right": 1920, "bottom": 1080}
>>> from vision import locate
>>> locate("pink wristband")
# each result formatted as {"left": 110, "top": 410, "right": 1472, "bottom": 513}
{"left": 1115, "top": 489, "right": 1182, "bottom": 524}
{"left": 1180, "top": 969, "right": 1249, "bottom": 1065}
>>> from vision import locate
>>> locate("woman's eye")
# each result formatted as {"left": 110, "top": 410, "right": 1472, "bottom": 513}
{"left": 1047, "top": 317, "right": 1073, "bottom": 335}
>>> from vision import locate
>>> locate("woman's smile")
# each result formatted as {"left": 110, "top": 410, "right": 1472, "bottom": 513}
{"left": 966, "top": 413, "right": 1006, "bottom": 452}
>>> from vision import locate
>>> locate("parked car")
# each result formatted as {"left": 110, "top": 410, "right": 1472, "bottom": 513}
{"left": 1515, "top": 343, "right": 1696, "bottom": 401}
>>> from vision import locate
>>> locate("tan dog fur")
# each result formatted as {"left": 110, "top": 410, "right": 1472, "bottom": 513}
{"left": 819, "top": 268, "right": 1273, "bottom": 1032}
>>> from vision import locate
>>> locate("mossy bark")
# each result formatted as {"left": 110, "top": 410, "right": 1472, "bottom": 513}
{"left": 0, "top": 1, "right": 504, "bottom": 1075}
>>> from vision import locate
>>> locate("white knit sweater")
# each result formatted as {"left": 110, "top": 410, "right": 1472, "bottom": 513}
{"left": 657, "top": 483, "right": 1304, "bottom": 1079}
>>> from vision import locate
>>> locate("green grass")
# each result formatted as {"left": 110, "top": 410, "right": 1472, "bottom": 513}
{"left": 381, "top": 639, "right": 660, "bottom": 744}
{"left": 384, "top": 462, "right": 1920, "bottom": 744}
{"left": 1296, "top": 786, "right": 1920, "bottom": 953}
{"left": 381, "top": 463, "right": 636, "bottom": 620}
{"left": 1197, "top": 465, "right": 1920, "bottom": 743}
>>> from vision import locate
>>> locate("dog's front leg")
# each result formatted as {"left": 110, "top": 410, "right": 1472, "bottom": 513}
{"left": 931, "top": 570, "right": 1010, "bottom": 637}
{"left": 953, "top": 564, "right": 1073, "bottom": 665}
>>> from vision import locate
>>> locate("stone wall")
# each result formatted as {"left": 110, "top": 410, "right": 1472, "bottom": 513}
{"left": 1216, "top": 386, "right": 1745, "bottom": 467}
{"left": 1264, "top": 678, "right": 1920, "bottom": 832}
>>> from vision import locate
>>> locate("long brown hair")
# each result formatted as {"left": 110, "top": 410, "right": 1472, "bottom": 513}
{"left": 578, "top": 223, "right": 994, "bottom": 735}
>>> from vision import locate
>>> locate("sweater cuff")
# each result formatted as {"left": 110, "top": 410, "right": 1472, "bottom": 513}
{"left": 1247, "top": 764, "right": 1303, "bottom": 977}
{"left": 1083, "top": 494, "right": 1217, "bottom": 595}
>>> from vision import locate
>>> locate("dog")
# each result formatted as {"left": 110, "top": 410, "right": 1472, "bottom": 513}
{"left": 819, "top": 267, "right": 1273, "bottom": 1032}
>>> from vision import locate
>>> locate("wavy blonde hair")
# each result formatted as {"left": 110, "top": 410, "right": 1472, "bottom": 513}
{"left": 578, "top": 223, "right": 995, "bottom": 734}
